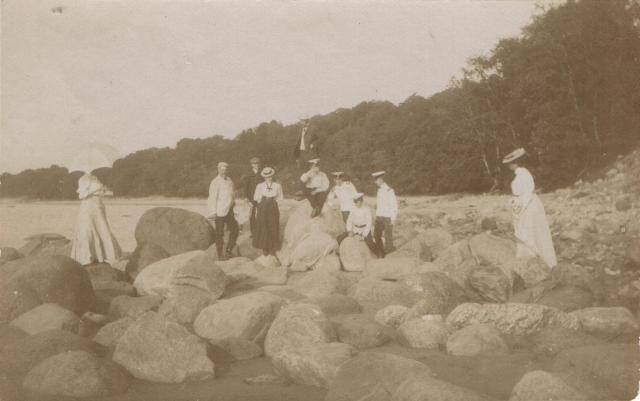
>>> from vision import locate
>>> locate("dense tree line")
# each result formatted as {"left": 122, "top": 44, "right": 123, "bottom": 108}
{"left": 2, "top": 0, "right": 639, "bottom": 200}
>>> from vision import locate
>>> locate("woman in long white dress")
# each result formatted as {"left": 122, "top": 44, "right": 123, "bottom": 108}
{"left": 70, "top": 172, "right": 121, "bottom": 265}
{"left": 503, "top": 148, "right": 557, "bottom": 268}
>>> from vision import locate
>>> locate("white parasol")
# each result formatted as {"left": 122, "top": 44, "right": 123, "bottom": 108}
{"left": 68, "top": 142, "right": 121, "bottom": 173}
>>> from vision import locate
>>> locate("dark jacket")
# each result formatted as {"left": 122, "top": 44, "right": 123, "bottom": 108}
{"left": 293, "top": 128, "right": 319, "bottom": 159}
{"left": 243, "top": 169, "right": 264, "bottom": 205}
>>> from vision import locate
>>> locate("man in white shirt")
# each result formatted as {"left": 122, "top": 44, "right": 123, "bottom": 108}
{"left": 207, "top": 161, "right": 239, "bottom": 260}
{"left": 300, "top": 158, "right": 330, "bottom": 218}
{"left": 372, "top": 171, "right": 397, "bottom": 258}
{"left": 327, "top": 172, "right": 357, "bottom": 222}
{"left": 345, "top": 192, "right": 378, "bottom": 254}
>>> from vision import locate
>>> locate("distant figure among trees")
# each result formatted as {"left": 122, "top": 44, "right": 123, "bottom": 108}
{"left": 71, "top": 172, "right": 121, "bottom": 265}
{"left": 207, "top": 161, "right": 239, "bottom": 261}
{"left": 252, "top": 167, "right": 283, "bottom": 256}
{"left": 293, "top": 121, "right": 319, "bottom": 168}
{"left": 503, "top": 148, "right": 557, "bottom": 268}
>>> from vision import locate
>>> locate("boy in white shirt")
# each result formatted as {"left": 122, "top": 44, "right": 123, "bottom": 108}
{"left": 346, "top": 192, "right": 377, "bottom": 254}
{"left": 300, "top": 158, "right": 330, "bottom": 218}
{"left": 372, "top": 171, "right": 397, "bottom": 257}
{"left": 327, "top": 172, "right": 357, "bottom": 222}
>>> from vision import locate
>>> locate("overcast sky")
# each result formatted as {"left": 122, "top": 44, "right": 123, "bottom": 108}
{"left": 1, "top": 0, "right": 549, "bottom": 174}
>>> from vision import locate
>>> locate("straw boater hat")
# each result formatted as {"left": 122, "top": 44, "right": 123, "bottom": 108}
{"left": 353, "top": 192, "right": 364, "bottom": 201}
{"left": 332, "top": 172, "right": 344, "bottom": 177}
{"left": 308, "top": 158, "right": 320, "bottom": 165}
{"left": 371, "top": 171, "right": 385, "bottom": 178}
{"left": 261, "top": 167, "right": 275, "bottom": 178}
{"left": 250, "top": 157, "right": 261, "bottom": 164}
{"left": 218, "top": 161, "right": 229, "bottom": 168}
{"left": 502, "top": 148, "right": 526, "bottom": 164}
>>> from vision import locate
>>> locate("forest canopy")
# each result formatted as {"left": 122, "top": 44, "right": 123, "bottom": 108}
{"left": 2, "top": 0, "right": 639, "bottom": 199}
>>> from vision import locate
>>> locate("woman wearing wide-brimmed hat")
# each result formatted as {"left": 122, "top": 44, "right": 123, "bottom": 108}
{"left": 503, "top": 148, "right": 557, "bottom": 268}
{"left": 71, "top": 172, "right": 122, "bottom": 265}
{"left": 252, "top": 167, "right": 284, "bottom": 256}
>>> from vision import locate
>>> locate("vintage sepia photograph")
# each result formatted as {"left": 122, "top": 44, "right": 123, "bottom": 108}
{"left": 1, "top": 0, "right": 640, "bottom": 400}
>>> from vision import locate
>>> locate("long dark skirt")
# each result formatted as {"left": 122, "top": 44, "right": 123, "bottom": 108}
{"left": 253, "top": 197, "right": 280, "bottom": 254}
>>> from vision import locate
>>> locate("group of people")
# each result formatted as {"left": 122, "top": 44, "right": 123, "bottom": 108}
{"left": 205, "top": 155, "right": 398, "bottom": 261}
{"left": 68, "top": 120, "right": 557, "bottom": 270}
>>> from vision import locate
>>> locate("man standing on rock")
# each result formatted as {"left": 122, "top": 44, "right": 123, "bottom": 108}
{"left": 300, "top": 158, "right": 330, "bottom": 218}
{"left": 372, "top": 171, "right": 397, "bottom": 258}
{"left": 243, "top": 157, "right": 263, "bottom": 238}
{"left": 293, "top": 121, "right": 319, "bottom": 169}
{"left": 207, "top": 161, "right": 239, "bottom": 261}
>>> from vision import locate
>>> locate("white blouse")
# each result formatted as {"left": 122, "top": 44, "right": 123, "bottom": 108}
{"left": 375, "top": 183, "right": 398, "bottom": 222}
{"left": 346, "top": 206, "right": 373, "bottom": 237}
{"left": 254, "top": 181, "right": 284, "bottom": 202}
{"left": 77, "top": 173, "right": 109, "bottom": 200}
{"left": 328, "top": 182, "right": 358, "bottom": 212}
{"left": 511, "top": 167, "right": 535, "bottom": 209}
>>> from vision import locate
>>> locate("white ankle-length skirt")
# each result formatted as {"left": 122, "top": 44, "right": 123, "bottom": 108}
{"left": 513, "top": 194, "right": 557, "bottom": 268}
{"left": 70, "top": 196, "right": 121, "bottom": 265}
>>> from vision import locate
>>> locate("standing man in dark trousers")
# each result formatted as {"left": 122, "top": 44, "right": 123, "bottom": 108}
{"left": 207, "top": 161, "right": 239, "bottom": 261}
{"left": 243, "top": 157, "right": 263, "bottom": 239}
{"left": 372, "top": 171, "right": 397, "bottom": 258}
{"left": 293, "top": 121, "right": 319, "bottom": 169}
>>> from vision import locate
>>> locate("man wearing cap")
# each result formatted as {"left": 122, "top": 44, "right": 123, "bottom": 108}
{"left": 300, "top": 158, "right": 330, "bottom": 218}
{"left": 293, "top": 121, "right": 319, "bottom": 168}
{"left": 243, "top": 157, "right": 264, "bottom": 238}
{"left": 372, "top": 171, "right": 397, "bottom": 257}
{"left": 327, "top": 172, "right": 357, "bottom": 223}
{"left": 207, "top": 161, "right": 239, "bottom": 260}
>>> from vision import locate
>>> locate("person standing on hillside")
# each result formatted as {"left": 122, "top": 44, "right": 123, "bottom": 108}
{"left": 503, "top": 148, "right": 557, "bottom": 268}
{"left": 372, "top": 171, "right": 397, "bottom": 258}
{"left": 243, "top": 157, "right": 263, "bottom": 239}
{"left": 300, "top": 158, "right": 330, "bottom": 218}
{"left": 71, "top": 172, "right": 122, "bottom": 266}
{"left": 327, "top": 172, "right": 358, "bottom": 223}
{"left": 253, "top": 167, "right": 283, "bottom": 256}
{"left": 293, "top": 121, "right": 319, "bottom": 168}
{"left": 207, "top": 161, "right": 239, "bottom": 261}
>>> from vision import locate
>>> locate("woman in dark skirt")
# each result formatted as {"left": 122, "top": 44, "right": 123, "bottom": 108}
{"left": 252, "top": 167, "right": 284, "bottom": 256}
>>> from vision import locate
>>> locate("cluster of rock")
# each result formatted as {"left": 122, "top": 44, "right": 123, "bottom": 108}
{"left": 1, "top": 191, "right": 639, "bottom": 400}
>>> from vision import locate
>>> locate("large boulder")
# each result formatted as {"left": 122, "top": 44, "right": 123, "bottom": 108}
{"left": 290, "top": 270, "right": 352, "bottom": 297}
{"left": 0, "top": 247, "right": 22, "bottom": 266}
{"left": 418, "top": 228, "right": 454, "bottom": 259}
{"left": 511, "top": 257, "right": 551, "bottom": 288}
{"left": 552, "top": 344, "right": 640, "bottom": 400}
{"left": 363, "top": 257, "right": 427, "bottom": 280}
{"left": 374, "top": 305, "right": 409, "bottom": 328}
{"left": 125, "top": 242, "right": 169, "bottom": 280}
{"left": 433, "top": 240, "right": 473, "bottom": 272}
{"left": 133, "top": 250, "right": 228, "bottom": 301}
{"left": 112, "top": 312, "right": 214, "bottom": 383}
{"left": 271, "top": 342, "right": 357, "bottom": 388}
{"left": 398, "top": 315, "right": 451, "bottom": 349}
{"left": 400, "top": 272, "right": 468, "bottom": 315}
{"left": 283, "top": 202, "right": 344, "bottom": 249}
{"left": 446, "top": 303, "right": 579, "bottom": 336}
{"left": 134, "top": 207, "right": 215, "bottom": 256}
{"left": 331, "top": 314, "right": 390, "bottom": 349}
{"left": 0, "top": 329, "right": 104, "bottom": 379}
{"left": 10, "top": 303, "right": 80, "bottom": 335}
{"left": 0, "top": 255, "right": 96, "bottom": 323}
{"left": 289, "top": 233, "right": 339, "bottom": 272}
{"left": 109, "top": 295, "right": 162, "bottom": 319}
{"left": 218, "top": 257, "right": 288, "bottom": 286}
{"left": 569, "top": 306, "right": 639, "bottom": 338}
{"left": 529, "top": 326, "right": 603, "bottom": 357}
{"left": 467, "top": 265, "right": 512, "bottom": 303}
{"left": 194, "top": 291, "right": 285, "bottom": 346}
{"left": 391, "top": 377, "right": 491, "bottom": 401}
{"left": 18, "top": 233, "right": 71, "bottom": 258}
{"left": 263, "top": 303, "right": 336, "bottom": 358}
{"left": 93, "top": 317, "right": 135, "bottom": 349}
{"left": 509, "top": 370, "right": 586, "bottom": 401}
{"left": 85, "top": 263, "right": 129, "bottom": 289}
{"left": 388, "top": 238, "right": 433, "bottom": 261}
{"left": 348, "top": 277, "right": 419, "bottom": 307}
{"left": 158, "top": 290, "right": 212, "bottom": 324}
{"left": 468, "top": 233, "right": 518, "bottom": 286}
{"left": 325, "top": 352, "right": 434, "bottom": 401}
{"left": 0, "top": 324, "right": 27, "bottom": 352}
{"left": 339, "top": 236, "right": 375, "bottom": 272}
{"left": 23, "top": 350, "right": 130, "bottom": 398}
{"left": 537, "top": 286, "right": 594, "bottom": 312}
{"left": 302, "top": 294, "right": 362, "bottom": 316}
{"left": 315, "top": 253, "right": 342, "bottom": 273}
{"left": 446, "top": 323, "right": 509, "bottom": 356}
